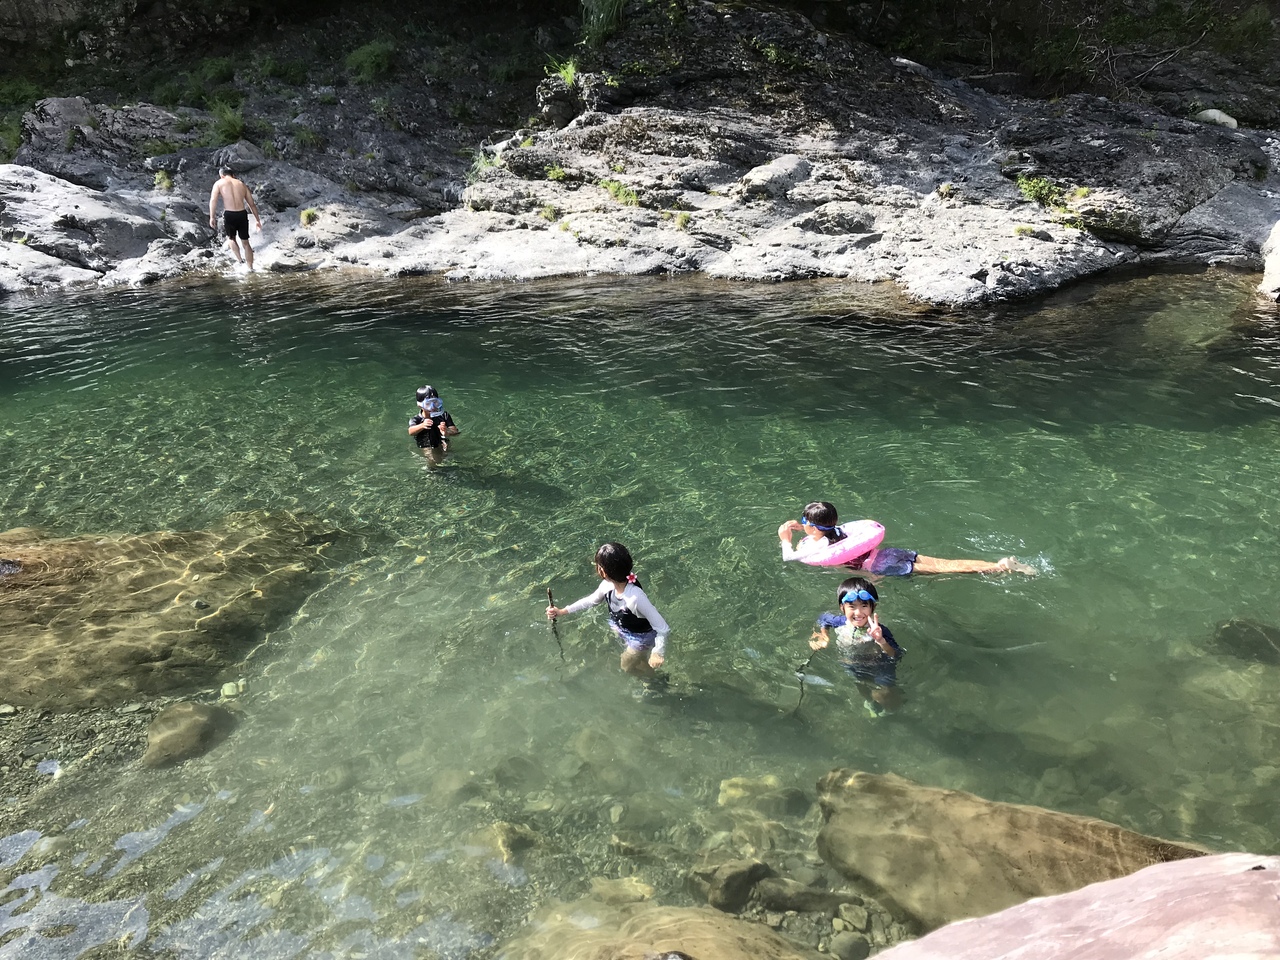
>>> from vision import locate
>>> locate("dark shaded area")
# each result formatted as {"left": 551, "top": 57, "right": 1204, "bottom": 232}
{"left": 1211, "top": 617, "right": 1280, "bottom": 665}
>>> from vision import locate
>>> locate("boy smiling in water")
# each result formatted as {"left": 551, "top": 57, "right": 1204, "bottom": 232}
{"left": 811, "top": 576, "right": 903, "bottom": 716}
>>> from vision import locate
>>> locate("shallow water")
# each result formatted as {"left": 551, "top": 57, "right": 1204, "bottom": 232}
{"left": 2, "top": 269, "right": 1279, "bottom": 957}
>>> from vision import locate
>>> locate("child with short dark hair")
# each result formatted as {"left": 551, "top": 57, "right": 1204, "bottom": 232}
{"left": 810, "top": 576, "right": 903, "bottom": 716}
{"left": 546, "top": 542, "right": 669, "bottom": 679}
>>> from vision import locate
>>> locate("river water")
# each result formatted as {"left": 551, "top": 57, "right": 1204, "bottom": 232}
{"left": 1, "top": 269, "right": 1279, "bottom": 957}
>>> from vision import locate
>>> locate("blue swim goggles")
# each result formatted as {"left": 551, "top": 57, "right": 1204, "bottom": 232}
{"left": 841, "top": 589, "right": 876, "bottom": 604}
{"left": 800, "top": 518, "right": 837, "bottom": 530}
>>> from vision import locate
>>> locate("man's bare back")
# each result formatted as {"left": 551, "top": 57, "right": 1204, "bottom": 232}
{"left": 209, "top": 166, "right": 263, "bottom": 269}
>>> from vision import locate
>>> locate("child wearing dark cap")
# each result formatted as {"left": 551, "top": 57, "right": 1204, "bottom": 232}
{"left": 408, "top": 385, "right": 459, "bottom": 462}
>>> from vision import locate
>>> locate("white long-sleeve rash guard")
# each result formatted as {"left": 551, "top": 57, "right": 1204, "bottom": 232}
{"left": 563, "top": 580, "right": 670, "bottom": 656}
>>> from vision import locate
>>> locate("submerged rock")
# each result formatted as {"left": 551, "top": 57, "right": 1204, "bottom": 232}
{"left": 495, "top": 899, "right": 822, "bottom": 960}
{"left": 1210, "top": 617, "right": 1280, "bottom": 664}
{"left": 873, "top": 852, "right": 1280, "bottom": 960}
{"left": 0, "top": 511, "right": 347, "bottom": 709}
{"left": 816, "top": 769, "right": 1207, "bottom": 931}
{"left": 141, "top": 701, "right": 236, "bottom": 768}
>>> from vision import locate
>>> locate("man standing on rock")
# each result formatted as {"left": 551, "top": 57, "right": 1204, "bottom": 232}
{"left": 208, "top": 166, "right": 262, "bottom": 270}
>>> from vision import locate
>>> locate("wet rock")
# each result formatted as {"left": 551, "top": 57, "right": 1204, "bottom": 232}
{"left": 140, "top": 702, "right": 236, "bottom": 768}
{"left": 837, "top": 902, "right": 870, "bottom": 931}
{"left": 1210, "top": 617, "right": 1280, "bottom": 665}
{"left": 874, "top": 853, "right": 1280, "bottom": 960}
{"left": 829, "top": 931, "right": 872, "bottom": 960}
{"left": 429, "top": 767, "right": 483, "bottom": 803}
{"left": 589, "top": 876, "right": 654, "bottom": 904}
{"left": 707, "top": 858, "right": 773, "bottom": 912}
{"left": 718, "top": 774, "right": 783, "bottom": 807}
{"left": 469, "top": 820, "right": 540, "bottom": 862}
{"left": 0, "top": 511, "right": 348, "bottom": 708}
{"left": 753, "top": 876, "right": 849, "bottom": 914}
{"left": 493, "top": 754, "right": 546, "bottom": 791}
{"left": 816, "top": 769, "right": 1207, "bottom": 931}
{"left": 497, "top": 898, "right": 823, "bottom": 960}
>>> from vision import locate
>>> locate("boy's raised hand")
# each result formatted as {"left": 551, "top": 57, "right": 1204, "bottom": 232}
{"left": 867, "top": 611, "right": 883, "bottom": 642}
{"left": 809, "top": 629, "right": 829, "bottom": 650}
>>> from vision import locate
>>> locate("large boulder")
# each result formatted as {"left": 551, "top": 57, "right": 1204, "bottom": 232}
{"left": 495, "top": 898, "right": 822, "bottom": 960}
{"left": 873, "top": 852, "right": 1280, "bottom": 959}
{"left": 0, "top": 163, "right": 167, "bottom": 272}
{"left": 816, "top": 770, "right": 1206, "bottom": 931}
{"left": 0, "top": 511, "right": 345, "bottom": 708}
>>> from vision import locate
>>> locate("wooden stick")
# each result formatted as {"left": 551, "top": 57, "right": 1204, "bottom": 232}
{"left": 547, "top": 586, "right": 565, "bottom": 662}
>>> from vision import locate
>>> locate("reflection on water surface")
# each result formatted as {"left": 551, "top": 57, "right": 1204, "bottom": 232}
{"left": 1, "top": 269, "right": 1279, "bottom": 957}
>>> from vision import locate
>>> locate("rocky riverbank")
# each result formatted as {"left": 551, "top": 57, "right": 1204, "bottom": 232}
{"left": 3, "top": 1, "right": 1280, "bottom": 305}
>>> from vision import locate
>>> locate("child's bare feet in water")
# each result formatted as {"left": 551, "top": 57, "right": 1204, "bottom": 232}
{"left": 997, "top": 557, "right": 1037, "bottom": 575}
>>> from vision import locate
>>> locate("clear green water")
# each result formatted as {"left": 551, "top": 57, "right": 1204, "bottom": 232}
{"left": 2, "top": 270, "right": 1279, "bottom": 956}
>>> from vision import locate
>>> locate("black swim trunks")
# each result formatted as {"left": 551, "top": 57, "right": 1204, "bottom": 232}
{"left": 224, "top": 209, "right": 250, "bottom": 240}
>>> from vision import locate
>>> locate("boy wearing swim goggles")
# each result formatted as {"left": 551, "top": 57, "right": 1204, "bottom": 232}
{"left": 810, "top": 576, "right": 903, "bottom": 716}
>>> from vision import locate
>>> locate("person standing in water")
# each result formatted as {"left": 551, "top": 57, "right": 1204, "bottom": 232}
{"left": 208, "top": 166, "right": 263, "bottom": 270}
{"left": 810, "top": 576, "right": 903, "bottom": 716}
{"left": 546, "top": 542, "right": 670, "bottom": 680}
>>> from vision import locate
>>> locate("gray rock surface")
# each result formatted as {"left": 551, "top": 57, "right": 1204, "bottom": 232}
{"left": 874, "top": 853, "right": 1280, "bottom": 960}
{"left": 3, "top": 7, "right": 1280, "bottom": 305}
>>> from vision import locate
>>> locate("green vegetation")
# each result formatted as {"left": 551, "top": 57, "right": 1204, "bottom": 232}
{"left": 1014, "top": 224, "right": 1035, "bottom": 236}
{"left": 260, "top": 56, "right": 309, "bottom": 86}
{"left": 611, "top": 161, "right": 625, "bottom": 173}
{"left": 582, "top": 0, "right": 625, "bottom": 48}
{"left": 209, "top": 101, "right": 246, "bottom": 144}
{"left": 294, "top": 126, "right": 325, "bottom": 150}
{"left": 468, "top": 150, "right": 501, "bottom": 182}
{"left": 0, "top": 115, "right": 22, "bottom": 162}
{"left": 540, "top": 203, "right": 560, "bottom": 221}
{"left": 936, "top": 182, "right": 955, "bottom": 199}
{"left": 138, "top": 138, "right": 176, "bottom": 157}
{"left": 675, "top": 211, "right": 692, "bottom": 230}
{"left": 153, "top": 170, "right": 174, "bottom": 191}
{"left": 300, "top": 208, "right": 320, "bottom": 227}
{"left": 546, "top": 56, "right": 578, "bottom": 87}
{"left": 1017, "top": 175, "right": 1064, "bottom": 208}
{"left": 346, "top": 40, "right": 396, "bottom": 84}
{"left": 546, "top": 165, "right": 567, "bottom": 181}
{"left": 151, "top": 57, "right": 241, "bottom": 109}
{"left": 599, "top": 179, "right": 639, "bottom": 206}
